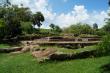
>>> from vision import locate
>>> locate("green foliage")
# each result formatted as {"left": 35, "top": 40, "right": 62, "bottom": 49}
{"left": 0, "top": 5, "right": 34, "bottom": 39}
{"left": 32, "top": 12, "right": 45, "bottom": 28}
{"left": 0, "top": 19, "right": 8, "bottom": 39}
{"left": 79, "top": 34, "right": 99, "bottom": 38}
{"left": 49, "top": 24, "right": 62, "bottom": 36}
{"left": 93, "top": 29, "right": 106, "bottom": 36}
{"left": 98, "top": 34, "right": 110, "bottom": 55}
{"left": 4, "top": 7, "right": 22, "bottom": 38}
{"left": 49, "top": 24, "right": 55, "bottom": 29}
{"left": 13, "top": 5, "right": 32, "bottom": 22}
{"left": 0, "top": 44, "right": 11, "bottom": 48}
{"left": 2, "top": 0, "right": 11, "bottom": 7}
{"left": 63, "top": 23, "right": 93, "bottom": 36}
{"left": 97, "top": 1, "right": 110, "bottom": 55}
{"left": 103, "top": 20, "right": 110, "bottom": 33}
{"left": 21, "top": 22, "right": 33, "bottom": 34}
{"left": 103, "top": 2, "right": 110, "bottom": 33}
{"left": 54, "top": 25, "right": 62, "bottom": 33}
{"left": 93, "top": 23, "right": 98, "bottom": 30}
{"left": 0, "top": 7, "right": 7, "bottom": 18}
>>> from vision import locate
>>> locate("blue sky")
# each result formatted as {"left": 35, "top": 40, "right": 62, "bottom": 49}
{"left": 49, "top": 0, "right": 108, "bottom": 14}
{"left": 8, "top": 0, "right": 109, "bottom": 28}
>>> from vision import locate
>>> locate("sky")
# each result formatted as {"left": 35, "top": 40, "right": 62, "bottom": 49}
{"left": 49, "top": 0, "right": 108, "bottom": 14}
{"left": 2, "top": 0, "right": 109, "bottom": 28}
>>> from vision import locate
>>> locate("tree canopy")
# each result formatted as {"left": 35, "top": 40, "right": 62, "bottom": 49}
{"left": 63, "top": 23, "right": 93, "bottom": 36}
{"left": 32, "top": 12, "right": 45, "bottom": 28}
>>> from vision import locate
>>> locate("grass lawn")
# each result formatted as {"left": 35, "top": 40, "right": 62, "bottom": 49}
{"left": 0, "top": 44, "right": 11, "bottom": 48}
{"left": 0, "top": 45, "right": 110, "bottom": 73}
{"left": 39, "top": 45, "right": 97, "bottom": 54}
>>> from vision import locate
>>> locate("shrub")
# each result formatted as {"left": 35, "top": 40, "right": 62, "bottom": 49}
{"left": 97, "top": 34, "right": 110, "bottom": 55}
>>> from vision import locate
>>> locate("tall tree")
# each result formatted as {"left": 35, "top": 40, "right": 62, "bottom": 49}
{"left": 93, "top": 23, "right": 98, "bottom": 30}
{"left": 103, "top": 0, "right": 110, "bottom": 33}
{"left": 2, "top": 5, "right": 23, "bottom": 38}
{"left": 13, "top": 5, "right": 32, "bottom": 22}
{"left": 49, "top": 24, "right": 62, "bottom": 35}
{"left": 49, "top": 23, "right": 55, "bottom": 30}
{"left": 4, "top": 0, "right": 11, "bottom": 7}
{"left": 32, "top": 12, "right": 45, "bottom": 28}
{"left": 0, "top": 19, "right": 7, "bottom": 39}
{"left": 109, "top": 0, "right": 110, "bottom": 6}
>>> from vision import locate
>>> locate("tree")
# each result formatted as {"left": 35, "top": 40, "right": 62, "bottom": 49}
{"left": 109, "top": 0, "right": 110, "bottom": 6}
{"left": 97, "top": 0, "right": 110, "bottom": 54}
{"left": 13, "top": 5, "right": 32, "bottom": 22}
{"left": 0, "top": 3, "right": 37, "bottom": 39}
{"left": 63, "top": 23, "right": 93, "bottom": 36}
{"left": 6, "top": 0, "right": 11, "bottom": 5}
{"left": 0, "top": 19, "right": 7, "bottom": 39}
{"left": 3, "top": 0, "right": 11, "bottom": 7}
{"left": 80, "top": 24, "right": 92, "bottom": 34}
{"left": 21, "top": 22, "right": 33, "bottom": 34}
{"left": 54, "top": 25, "right": 62, "bottom": 34}
{"left": 32, "top": 12, "right": 45, "bottom": 28}
{"left": 103, "top": 21, "right": 110, "bottom": 33}
{"left": 49, "top": 23, "right": 55, "bottom": 30}
{"left": 49, "top": 24, "right": 62, "bottom": 35}
{"left": 94, "top": 29, "right": 106, "bottom": 36}
{"left": 0, "top": 7, "right": 7, "bottom": 18}
{"left": 4, "top": 6, "right": 22, "bottom": 38}
{"left": 93, "top": 23, "right": 98, "bottom": 30}
{"left": 103, "top": 1, "right": 110, "bottom": 33}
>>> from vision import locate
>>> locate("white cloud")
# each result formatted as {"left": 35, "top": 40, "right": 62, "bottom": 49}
{"left": 53, "top": 5, "right": 107, "bottom": 28}
{"left": 10, "top": 0, "right": 108, "bottom": 28}
{"left": 86, "top": 11, "right": 108, "bottom": 28}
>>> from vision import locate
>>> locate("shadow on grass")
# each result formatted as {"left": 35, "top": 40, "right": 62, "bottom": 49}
{"left": 0, "top": 39, "right": 21, "bottom": 46}
{"left": 0, "top": 40, "right": 22, "bottom": 53}
{"left": 37, "top": 50, "right": 110, "bottom": 70}
{"left": 101, "top": 63, "right": 110, "bottom": 73}
{"left": 49, "top": 50, "right": 110, "bottom": 61}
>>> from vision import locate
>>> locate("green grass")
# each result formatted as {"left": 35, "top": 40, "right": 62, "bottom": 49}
{"left": 74, "top": 45, "right": 97, "bottom": 53}
{"left": 0, "top": 44, "right": 11, "bottom": 48}
{"left": 0, "top": 45, "right": 109, "bottom": 73}
{"left": 39, "top": 45, "right": 97, "bottom": 54}
{"left": 39, "top": 45, "right": 75, "bottom": 53}
{"left": 0, "top": 53, "right": 110, "bottom": 73}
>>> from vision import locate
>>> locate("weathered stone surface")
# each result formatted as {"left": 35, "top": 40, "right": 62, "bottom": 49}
{"left": 32, "top": 49, "right": 57, "bottom": 58}
{"left": 21, "top": 41, "right": 40, "bottom": 53}
{"left": 32, "top": 48, "right": 57, "bottom": 62}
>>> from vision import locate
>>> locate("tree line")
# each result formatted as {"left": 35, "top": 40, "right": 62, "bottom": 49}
{"left": 0, "top": 0, "right": 110, "bottom": 41}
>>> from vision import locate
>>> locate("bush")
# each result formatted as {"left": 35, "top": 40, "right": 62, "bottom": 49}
{"left": 97, "top": 34, "right": 110, "bottom": 55}
{"left": 79, "top": 34, "right": 99, "bottom": 38}
{"left": 94, "top": 29, "right": 106, "bottom": 36}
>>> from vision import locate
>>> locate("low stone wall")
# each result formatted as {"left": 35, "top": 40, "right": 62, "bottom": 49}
{"left": 48, "top": 37, "right": 101, "bottom": 42}
{"left": 0, "top": 47, "right": 22, "bottom": 53}
{"left": 49, "top": 50, "right": 97, "bottom": 61}
{"left": 32, "top": 49, "right": 97, "bottom": 62}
